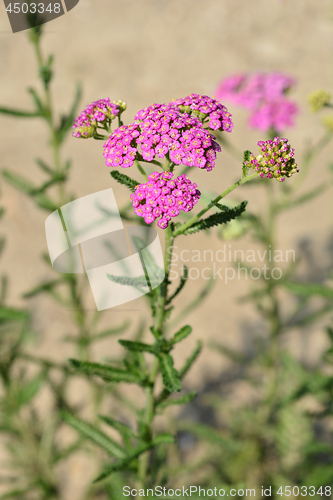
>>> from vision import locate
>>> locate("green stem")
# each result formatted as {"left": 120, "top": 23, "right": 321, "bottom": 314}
{"left": 173, "top": 172, "right": 257, "bottom": 236}
{"left": 135, "top": 160, "right": 148, "bottom": 181}
{"left": 137, "top": 212, "right": 174, "bottom": 489}
{"left": 31, "top": 32, "right": 64, "bottom": 206}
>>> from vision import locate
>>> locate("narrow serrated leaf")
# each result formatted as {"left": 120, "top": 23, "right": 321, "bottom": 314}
{"left": 166, "top": 266, "right": 188, "bottom": 304}
{"left": 93, "top": 434, "right": 175, "bottom": 483}
{"left": 0, "top": 107, "right": 40, "bottom": 118}
{"left": 179, "top": 340, "right": 203, "bottom": 379}
{"left": 168, "top": 325, "right": 192, "bottom": 346}
{"left": 0, "top": 307, "right": 29, "bottom": 322}
{"left": 284, "top": 281, "right": 333, "bottom": 299}
{"left": 158, "top": 353, "right": 182, "bottom": 392}
{"left": 69, "top": 359, "right": 140, "bottom": 384}
{"left": 157, "top": 391, "right": 197, "bottom": 410}
{"left": 99, "top": 415, "right": 136, "bottom": 440}
{"left": 22, "top": 280, "right": 62, "bottom": 298}
{"left": 183, "top": 201, "right": 248, "bottom": 235}
{"left": 61, "top": 412, "right": 126, "bottom": 459}
{"left": 118, "top": 340, "right": 156, "bottom": 353}
{"left": 110, "top": 170, "right": 140, "bottom": 192}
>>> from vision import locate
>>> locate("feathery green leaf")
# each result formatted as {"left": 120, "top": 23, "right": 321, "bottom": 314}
{"left": 110, "top": 170, "right": 140, "bottom": 192}
{"left": 182, "top": 201, "right": 248, "bottom": 235}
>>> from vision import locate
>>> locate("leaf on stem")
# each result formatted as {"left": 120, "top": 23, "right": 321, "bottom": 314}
{"left": 2, "top": 170, "right": 58, "bottom": 211}
{"left": 179, "top": 340, "right": 203, "bottom": 379}
{"left": 107, "top": 274, "right": 147, "bottom": 289}
{"left": 110, "top": 170, "right": 140, "bottom": 192}
{"left": 168, "top": 325, "right": 192, "bottom": 346}
{"left": 166, "top": 265, "right": 188, "bottom": 304}
{"left": 61, "top": 412, "right": 126, "bottom": 459}
{"left": 118, "top": 339, "right": 156, "bottom": 354}
{"left": 28, "top": 87, "right": 45, "bottom": 116}
{"left": 0, "top": 107, "right": 41, "bottom": 118}
{"left": 22, "top": 280, "right": 63, "bottom": 299}
{"left": 0, "top": 307, "right": 29, "bottom": 322}
{"left": 90, "top": 320, "right": 130, "bottom": 342}
{"left": 93, "top": 434, "right": 175, "bottom": 482}
{"left": 68, "top": 359, "right": 141, "bottom": 384}
{"left": 283, "top": 282, "right": 333, "bottom": 299}
{"left": 99, "top": 415, "right": 137, "bottom": 447}
{"left": 156, "top": 391, "right": 197, "bottom": 410}
{"left": 182, "top": 201, "right": 248, "bottom": 235}
{"left": 56, "top": 83, "right": 82, "bottom": 143}
{"left": 158, "top": 353, "right": 182, "bottom": 392}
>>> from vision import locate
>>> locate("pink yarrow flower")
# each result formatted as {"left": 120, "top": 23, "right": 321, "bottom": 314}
{"left": 171, "top": 93, "right": 233, "bottom": 132}
{"left": 215, "top": 72, "right": 298, "bottom": 132}
{"left": 73, "top": 98, "right": 126, "bottom": 138}
{"left": 130, "top": 172, "right": 201, "bottom": 229}
{"left": 102, "top": 97, "right": 230, "bottom": 171}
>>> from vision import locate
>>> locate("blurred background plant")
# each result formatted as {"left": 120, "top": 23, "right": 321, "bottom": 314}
{"left": 168, "top": 76, "right": 333, "bottom": 498}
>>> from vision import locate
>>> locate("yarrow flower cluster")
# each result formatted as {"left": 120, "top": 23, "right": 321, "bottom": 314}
{"left": 103, "top": 101, "right": 224, "bottom": 171}
{"left": 246, "top": 137, "right": 299, "bottom": 182}
{"left": 130, "top": 172, "right": 201, "bottom": 229}
{"left": 73, "top": 99, "right": 126, "bottom": 138}
{"left": 171, "top": 93, "right": 234, "bottom": 132}
{"left": 215, "top": 72, "right": 298, "bottom": 133}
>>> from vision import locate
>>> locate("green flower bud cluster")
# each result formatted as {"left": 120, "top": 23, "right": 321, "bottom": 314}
{"left": 246, "top": 137, "right": 299, "bottom": 182}
{"left": 308, "top": 89, "right": 331, "bottom": 113}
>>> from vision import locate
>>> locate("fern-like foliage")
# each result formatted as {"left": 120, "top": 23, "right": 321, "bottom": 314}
{"left": 110, "top": 170, "right": 140, "bottom": 192}
{"left": 107, "top": 274, "right": 147, "bottom": 289}
{"left": 183, "top": 201, "right": 248, "bottom": 235}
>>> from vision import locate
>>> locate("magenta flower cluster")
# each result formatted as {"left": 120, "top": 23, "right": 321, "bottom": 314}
{"left": 73, "top": 98, "right": 121, "bottom": 138}
{"left": 172, "top": 93, "right": 234, "bottom": 132}
{"left": 130, "top": 172, "right": 201, "bottom": 229}
{"left": 246, "top": 137, "right": 299, "bottom": 182}
{"left": 215, "top": 72, "right": 298, "bottom": 133}
{"left": 103, "top": 101, "right": 223, "bottom": 171}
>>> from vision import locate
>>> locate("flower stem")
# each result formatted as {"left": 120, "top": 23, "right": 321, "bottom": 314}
{"left": 137, "top": 224, "right": 174, "bottom": 488}
{"left": 173, "top": 172, "right": 258, "bottom": 236}
{"left": 135, "top": 160, "right": 148, "bottom": 181}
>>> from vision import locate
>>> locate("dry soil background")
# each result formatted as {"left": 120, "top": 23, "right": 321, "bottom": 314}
{"left": 0, "top": 0, "right": 333, "bottom": 496}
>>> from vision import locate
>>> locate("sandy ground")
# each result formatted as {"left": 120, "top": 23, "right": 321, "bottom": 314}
{"left": 0, "top": 0, "right": 333, "bottom": 497}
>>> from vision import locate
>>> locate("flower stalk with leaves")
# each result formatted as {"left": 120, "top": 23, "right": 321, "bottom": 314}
{"left": 67, "top": 93, "right": 298, "bottom": 488}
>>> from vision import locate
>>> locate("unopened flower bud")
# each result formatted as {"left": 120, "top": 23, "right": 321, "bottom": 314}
{"left": 73, "top": 98, "right": 123, "bottom": 138}
{"left": 308, "top": 89, "right": 331, "bottom": 113}
{"left": 113, "top": 100, "right": 127, "bottom": 112}
{"left": 245, "top": 137, "right": 298, "bottom": 182}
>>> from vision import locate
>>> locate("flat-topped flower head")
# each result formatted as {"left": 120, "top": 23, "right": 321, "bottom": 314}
{"left": 130, "top": 172, "right": 201, "bottom": 229}
{"left": 171, "top": 94, "right": 233, "bottom": 132}
{"left": 245, "top": 137, "right": 299, "bottom": 182}
{"left": 103, "top": 100, "right": 222, "bottom": 171}
{"left": 73, "top": 98, "right": 125, "bottom": 138}
{"left": 216, "top": 72, "right": 298, "bottom": 132}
